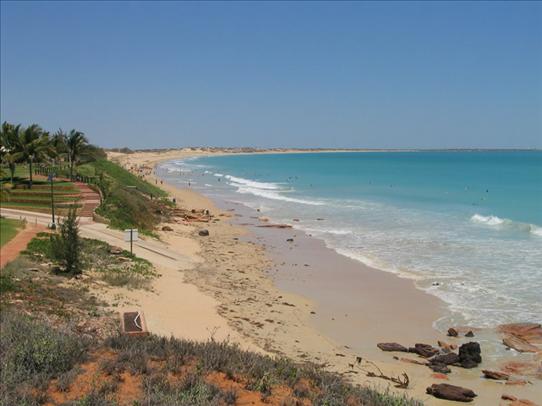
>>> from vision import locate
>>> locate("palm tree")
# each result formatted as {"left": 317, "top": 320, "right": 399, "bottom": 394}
{"left": 65, "top": 130, "right": 89, "bottom": 180}
{"left": 51, "top": 129, "right": 67, "bottom": 168}
{"left": 13, "top": 124, "right": 53, "bottom": 188}
{"left": 0, "top": 122, "right": 21, "bottom": 184}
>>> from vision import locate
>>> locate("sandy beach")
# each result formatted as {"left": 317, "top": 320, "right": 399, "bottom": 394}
{"left": 100, "top": 149, "right": 542, "bottom": 405}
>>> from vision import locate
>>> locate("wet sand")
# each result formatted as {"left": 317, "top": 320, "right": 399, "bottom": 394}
{"left": 215, "top": 199, "right": 445, "bottom": 361}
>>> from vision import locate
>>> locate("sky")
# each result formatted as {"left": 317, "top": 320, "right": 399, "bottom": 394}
{"left": 1, "top": 1, "right": 541, "bottom": 149}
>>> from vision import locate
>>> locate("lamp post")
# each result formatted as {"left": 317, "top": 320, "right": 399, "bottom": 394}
{"left": 48, "top": 171, "right": 56, "bottom": 229}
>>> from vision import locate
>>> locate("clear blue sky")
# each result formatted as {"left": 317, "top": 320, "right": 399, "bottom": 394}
{"left": 1, "top": 1, "right": 541, "bottom": 149}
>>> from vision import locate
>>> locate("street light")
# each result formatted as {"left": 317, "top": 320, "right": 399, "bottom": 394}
{"left": 48, "top": 171, "right": 56, "bottom": 229}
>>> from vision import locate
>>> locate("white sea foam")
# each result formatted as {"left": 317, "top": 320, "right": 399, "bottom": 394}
{"left": 471, "top": 214, "right": 542, "bottom": 237}
{"left": 471, "top": 214, "right": 505, "bottom": 226}
{"left": 213, "top": 173, "right": 224, "bottom": 177}
{"left": 530, "top": 225, "right": 542, "bottom": 237}
{"left": 235, "top": 186, "right": 324, "bottom": 205}
{"left": 219, "top": 174, "right": 324, "bottom": 205}
{"left": 225, "top": 175, "right": 281, "bottom": 190}
{"left": 302, "top": 227, "right": 353, "bottom": 236}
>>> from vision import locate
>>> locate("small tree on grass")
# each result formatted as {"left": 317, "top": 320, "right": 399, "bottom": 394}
{"left": 51, "top": 209, "right": 82, "bottom": 275}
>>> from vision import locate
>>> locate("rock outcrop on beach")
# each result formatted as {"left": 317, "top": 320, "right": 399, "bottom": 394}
{"left": 257, "top": 224, "right": 293, "bottom": 229}
{"left": 482, "top": 369, "right": 509, "bottom": 380}
{"left": 503, "top": 334, "right": 540, "bottom": 353}
{"left": 498, "top": 322, "right": 542, "bottom": 353}
{"left": 409, "top": 343, "right": 440, "bottom": 358}
{"left": 426, "top": 383, "right": 477, "bottom": 402}
{"left": 430, "top": 352, "right": 460, "bottom": 366}
{"left": 458, "top": 342, "right": 482, "bottom": 368}
{"left": 498, "top": 323, "right": 542, "bottom": 344}
{"left": 500, "top": 359, "right": 542, "bottom": 379}
{"left": 377, "top": 343, "right": 408, "bottom": 352}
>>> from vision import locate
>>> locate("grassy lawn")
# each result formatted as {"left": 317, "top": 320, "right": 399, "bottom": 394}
{"left": 1, "top": 171, "right": 82, "bottom": 214}
{"left": 0, "top": 217, "right": 24, "bottom": 247}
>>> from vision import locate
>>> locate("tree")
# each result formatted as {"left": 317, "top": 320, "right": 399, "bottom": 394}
{"left": 0, "top": 122, "right": 21, "bottom": 184}
{"left": 51, "top": 129, "right": 67, "bottom": 167}
{"left": 13, "top": 124, "right": 53, "bottom": 188}
{"left": 65, "top": 130, "right": 89, "bottom": 180}
{"left": 51, "top": 208, "right": 82, "bottom": 275}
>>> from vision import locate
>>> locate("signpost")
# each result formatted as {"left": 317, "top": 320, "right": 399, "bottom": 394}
{"left": 124, "top": 228, "right": 139, "bottom": 254}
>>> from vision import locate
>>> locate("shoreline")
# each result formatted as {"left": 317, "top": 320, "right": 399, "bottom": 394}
{"left": 108, "top": 149, "right": 542, "bottom": 404}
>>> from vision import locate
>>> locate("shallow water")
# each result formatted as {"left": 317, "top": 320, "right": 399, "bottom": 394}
{"left": 158, "top": 151, "right": 542, "bottom": 329}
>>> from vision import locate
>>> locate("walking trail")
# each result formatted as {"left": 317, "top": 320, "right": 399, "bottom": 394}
{"left": 0, "top": 223, "right": 47, "bottom": 268}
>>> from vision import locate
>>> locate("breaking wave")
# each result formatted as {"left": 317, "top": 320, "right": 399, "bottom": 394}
{"left": 224, "top": 174, "right": 324, "bottom": 205}
{"left": 471, "top": 214, "right": 542, "bottom": 237}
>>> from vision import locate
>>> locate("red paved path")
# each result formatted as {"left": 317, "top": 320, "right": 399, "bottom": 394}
{"left": 0, "top": 224, "right": 46, "bottom": 268}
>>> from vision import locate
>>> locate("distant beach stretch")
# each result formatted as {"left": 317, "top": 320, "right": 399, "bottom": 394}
{"left": 159, "top": 151, "right": 542, "bottom": 330}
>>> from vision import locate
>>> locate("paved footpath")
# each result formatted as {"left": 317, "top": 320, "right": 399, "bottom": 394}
{"left": 0, "top": 224, "right": 47, "bottom": 269}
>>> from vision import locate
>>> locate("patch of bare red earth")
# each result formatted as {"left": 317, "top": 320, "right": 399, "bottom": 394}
{"left": 0, "top": 224, "right": 46, "bottom": 268}
{"left": 42, "top": 350, "right": 324, "bottom": 406}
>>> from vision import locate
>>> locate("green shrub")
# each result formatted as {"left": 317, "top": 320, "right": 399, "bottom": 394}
{"left": 51, "top": 209, "right": 82, "bottom": 275}
{"left": 0, "top": 311, "right": 87, "bottom": 405}
{"left": 0, "top": 272, "right": 16, "bottom": 294}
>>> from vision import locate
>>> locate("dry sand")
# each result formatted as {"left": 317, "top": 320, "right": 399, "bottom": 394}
{"left": 98, "top": 149, "right": 541, "bottom": 405}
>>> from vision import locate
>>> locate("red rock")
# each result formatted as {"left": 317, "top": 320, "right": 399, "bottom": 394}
{"left": 510, "top": 400, "right": 540, "bottom": 406}
{"left": 503, "top": 334, "right": 540, "bottom": 353}
{"left": 426, "top": 383, "right": 476, "bottom": 402}
{"left": 448, "top": 326, "right": 480, "bottom": 335}
{"left": 257, "top": 224, "right": 292, "bottom": 229}
{"left": 500, "top": 360, "right": 541, "bottom": 378}
{"left": 377, "top": 342, "right": 408, "bottom": 352}
{"left": 505, "top": 379, "right": 529, "bottom": 386}
{"left": 398, "top": 357, "right": 427, "bottom": 366}
{"left": 409, "top": 343, "right": 439, "bottom": 358}
{"left": 498, "top": 323, "right": 542, "bottom": 344}
{"left": 482, "top": 369, "right": 509, "bottom": 380}
{"left": 431, "top": 373, "right": 449, "bottom": 380}
{"left": 502, "top": 394, "right": 518, "bottom": 401}
{"left": 438, "top": 340, "right": 457, "bottom": 352}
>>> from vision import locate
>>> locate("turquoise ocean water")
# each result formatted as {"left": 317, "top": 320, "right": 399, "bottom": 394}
{"left": 158, "top": 151, "right": 542, "bottom": 329}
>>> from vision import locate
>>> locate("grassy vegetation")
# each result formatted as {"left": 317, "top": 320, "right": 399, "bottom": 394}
{"left": 89, "top": 159, "right": 166, "bottom": 198}
{"left": 22, "top": 232, "right": 158, "bottom": 290}
{"left": 2, "top": 157, "right": 171, "bottom": 235}
{"left": 0, "top": 310, "right": 422, "bottom": 406}
{"left": 0, "top": 311, "right": 89, "bottom": 406}
{"left": 87, "top": 159, "right": 171, "bottom": 234}
{"left": 0, "top": 217, "right": 24, "bottom": 246}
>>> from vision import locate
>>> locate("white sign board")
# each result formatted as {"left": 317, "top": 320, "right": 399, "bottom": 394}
{"left": 124, "top": 229, "right": 139, "bottom": 242}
